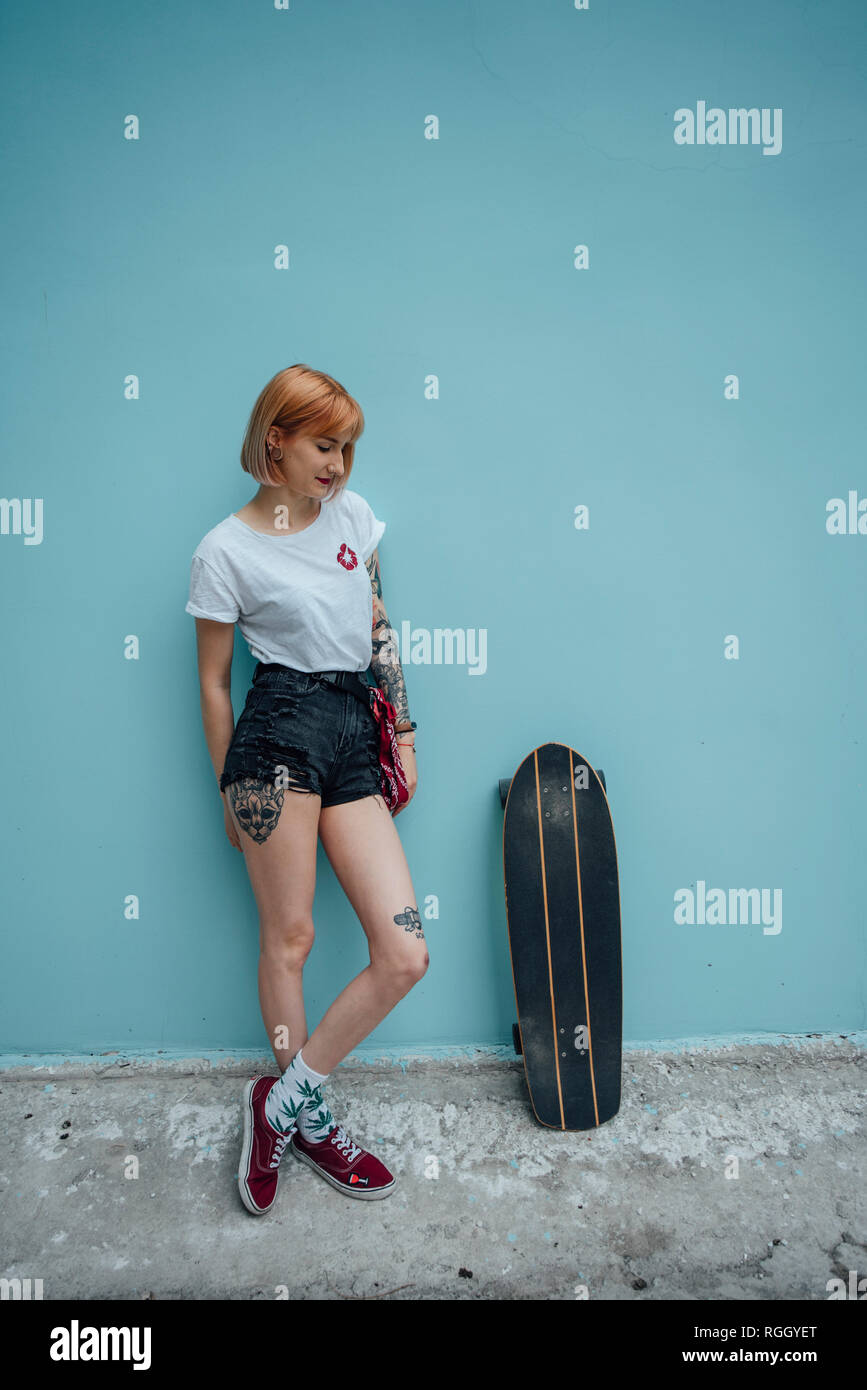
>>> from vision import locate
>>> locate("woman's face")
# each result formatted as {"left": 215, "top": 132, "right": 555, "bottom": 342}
{"left": 270, "top": 430, "right": 351, "bottom": 498}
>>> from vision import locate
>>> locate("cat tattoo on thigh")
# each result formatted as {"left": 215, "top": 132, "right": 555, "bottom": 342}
{"left": 394, "top": 906, "right": 424, "bottom": 940}
{"left": 228, "top": 777, "right": 284, "bottom": 844}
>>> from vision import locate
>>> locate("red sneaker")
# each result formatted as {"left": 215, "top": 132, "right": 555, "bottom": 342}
{"left": 291, "top": 1123, "right": 396, "bottom": 1200}
{"left": 238, "top": 1076, "right": 295, "bottom": 1215}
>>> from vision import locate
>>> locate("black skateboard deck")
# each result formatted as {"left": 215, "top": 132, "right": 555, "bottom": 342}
{"left": 501, "top": 743, "right": 622, "bottom": 1130}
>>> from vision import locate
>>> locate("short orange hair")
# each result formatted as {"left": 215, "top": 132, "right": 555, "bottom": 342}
{"left": 240, "top": 364, "right": 365, "bottom": 495}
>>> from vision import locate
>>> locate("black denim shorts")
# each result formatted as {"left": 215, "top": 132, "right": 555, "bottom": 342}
{"left": 220, "top": 663, "right": 383, "bottom": 809}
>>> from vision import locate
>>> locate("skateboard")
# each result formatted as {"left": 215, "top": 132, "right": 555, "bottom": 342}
{"left": 500, "top": 743, "right": 622, "bottom": 1130}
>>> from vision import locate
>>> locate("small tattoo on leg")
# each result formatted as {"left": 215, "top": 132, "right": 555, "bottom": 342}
{"left": 394, "top": 906, "right": 424, "bottom": 940}
{"left": 229, "top": 778, "right": 284, "bottom": 844}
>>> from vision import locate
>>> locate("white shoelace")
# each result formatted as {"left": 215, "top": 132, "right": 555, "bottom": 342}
{"left": 269, "top": 1127, "right": 294, "bottom": 1169}
{"left": 331, "top": 1125, "right": 361, "bottom": 1163}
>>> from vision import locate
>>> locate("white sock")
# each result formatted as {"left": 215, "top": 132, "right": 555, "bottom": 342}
{"left": 263, "top": 1047, "right": 336, "bottom": 1141}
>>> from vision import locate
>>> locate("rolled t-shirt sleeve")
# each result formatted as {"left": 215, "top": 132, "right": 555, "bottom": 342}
{"left": 352, "top": 493, "right": 386, "bottom": 563}
{"left": 185, "top": 554, "right": 241, "bottom": 623}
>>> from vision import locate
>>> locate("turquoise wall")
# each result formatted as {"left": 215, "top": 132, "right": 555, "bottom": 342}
{"left": 2, "top": 0, "right": 865, "bottom": 1055}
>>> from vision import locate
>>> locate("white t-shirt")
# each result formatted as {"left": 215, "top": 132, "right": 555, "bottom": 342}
{"left": 185, "top": 487, "right": 386, "bottom": 673}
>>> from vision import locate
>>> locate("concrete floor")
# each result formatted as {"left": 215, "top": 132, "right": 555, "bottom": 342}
{"left": 1, "top": 1037, "right": 864, "bottom": 1300}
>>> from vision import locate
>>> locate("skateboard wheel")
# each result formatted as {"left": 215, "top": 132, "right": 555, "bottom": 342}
{"left": 597, "top": 768, "right": 606, "bottom": 792}
{"left": 498, "top": 777, "right": 512, "bottom": 808}
{"left": 512, "top": 1021, "right": 523, "bottom": 1055}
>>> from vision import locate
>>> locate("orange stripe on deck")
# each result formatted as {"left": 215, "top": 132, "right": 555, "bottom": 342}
{"left": 534, "top": 750, "right": 566, "bottom": 1130}
{"left": 570, "top": 751, "right": 599, "bottom": 1125}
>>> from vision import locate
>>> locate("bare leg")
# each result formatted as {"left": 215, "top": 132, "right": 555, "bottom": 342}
{"left": 301, "top": 793, "right": 429, "bottom": 1075}
{"left": 225, "top": 778, "right": 322, "bottom": 1073}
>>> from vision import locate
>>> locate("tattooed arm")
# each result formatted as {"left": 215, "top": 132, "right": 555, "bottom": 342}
{"left": 367, "top": 547, "right": 414, "bottom": 746}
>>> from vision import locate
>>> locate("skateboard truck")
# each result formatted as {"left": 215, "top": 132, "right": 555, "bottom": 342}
{"left": 499, "top": 767, "right": 606, "bottom": 809}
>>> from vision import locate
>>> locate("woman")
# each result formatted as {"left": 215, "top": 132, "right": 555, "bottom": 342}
{"left": 185, "top": 364, "right": 424, "bottom": 1214}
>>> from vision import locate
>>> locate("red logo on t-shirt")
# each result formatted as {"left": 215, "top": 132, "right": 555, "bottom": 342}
{"left": 337, "top": 542, "right": 358, "bottom": 570}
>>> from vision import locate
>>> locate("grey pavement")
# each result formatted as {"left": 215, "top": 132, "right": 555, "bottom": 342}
{"left": 0, "top": 1038, "right": 864, "bottom": 1300}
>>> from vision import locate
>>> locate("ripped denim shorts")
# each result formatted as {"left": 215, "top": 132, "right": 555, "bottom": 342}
{"left": 220, "top": 662, "right": 382, "bottom": 811}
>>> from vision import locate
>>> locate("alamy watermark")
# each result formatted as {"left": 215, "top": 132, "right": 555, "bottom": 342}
{"left": 674, "top": 881, "right": 782, "bottom": 935}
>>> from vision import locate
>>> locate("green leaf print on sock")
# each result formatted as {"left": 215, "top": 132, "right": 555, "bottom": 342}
{"left": 278, "top": 1096, "right": 305, "bottom": 1128}
{"left": 308, "top": 1106, "right": 335, "bottom": 1135}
